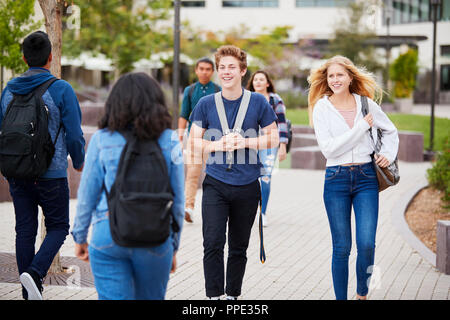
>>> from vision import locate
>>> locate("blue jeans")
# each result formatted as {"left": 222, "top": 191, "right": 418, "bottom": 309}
{"left": 323, "top": 162, "right": 379, "bottom": 300}
{"left": 88, "top": 219, "right": 173, "bottom": 300}
{"left": 8, "top": 178, "right": 70, "bottom": 279}
{"left": 258, "top": 147, "right": 278, "bottom": 215}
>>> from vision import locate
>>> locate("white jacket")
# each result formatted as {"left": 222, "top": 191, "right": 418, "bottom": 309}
{"left": 313, "top": 93, "right": 399, "bottom": 167}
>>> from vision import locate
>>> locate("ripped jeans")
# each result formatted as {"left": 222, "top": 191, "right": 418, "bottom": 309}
{"left": 258, "top": 147, "right": 278, "bottom": 215}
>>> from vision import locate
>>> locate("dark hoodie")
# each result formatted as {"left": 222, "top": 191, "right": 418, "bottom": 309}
{"left": 0, "top": 67, "right": 85, "bottom": 179}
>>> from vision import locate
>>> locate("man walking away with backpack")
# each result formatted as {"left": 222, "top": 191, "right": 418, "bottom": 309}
{"left": 0, "top": 31, "right": 85, "bottom": 300}
{"left": 178, "top": 57, "right": 220, "bottom": 223}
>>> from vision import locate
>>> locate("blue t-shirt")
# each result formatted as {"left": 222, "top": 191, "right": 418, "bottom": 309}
{"left": 190, "top": 90, "right": 277, "bottom": 186}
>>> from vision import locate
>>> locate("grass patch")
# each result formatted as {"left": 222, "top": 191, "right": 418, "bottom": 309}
{"left": 286, "top": 108, "right": 450, "bottom": 152}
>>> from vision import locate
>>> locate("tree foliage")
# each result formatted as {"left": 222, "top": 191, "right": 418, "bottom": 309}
{"left": 0, "top": 0, "right": 41, "bottom": 74}
{"left": 63, "top": 0, "right": 172, "bottom": 75}
{"left": 328, "top": 0, "right": 382, "bottom": 73}
{"left": 179, "top": 23, "right": 292, "bottom": 81}
{"left": 390, "top": 48, "right": 419, "bottom": 98}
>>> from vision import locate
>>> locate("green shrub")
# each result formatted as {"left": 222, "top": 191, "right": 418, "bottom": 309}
{"left": 427, "top": 136, "right": 450, "bottom": 208}
{"left": 278, "top": 90, "right": 308, "bottom": 109}
{"left": 390, "top": 49, "right": 418, "bottom": 99}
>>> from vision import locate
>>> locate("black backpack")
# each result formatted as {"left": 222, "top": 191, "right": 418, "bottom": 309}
{"left": 104, "top": 131, "right": 178, "bottom": 247}
{"left": 0, "top": 78, "right": 61, "bottom": 180}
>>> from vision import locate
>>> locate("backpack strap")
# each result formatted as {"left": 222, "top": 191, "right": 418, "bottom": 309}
{"left": 214, "top": 90, "right": 251, "bottom": 170}
{"left": 361, "top": 96, "right": 382, "bottom": 154}
{"left": 36, "top": 78, "right": 61, "bottom": 146}
{"left": 233, "top": 89, "right": 251, "bottom": 134}
{"left": 188, "top": 82, "right": 198, "bottom": 106}
{"left": 33, "top": 77, "right": 59, "bottom": 98}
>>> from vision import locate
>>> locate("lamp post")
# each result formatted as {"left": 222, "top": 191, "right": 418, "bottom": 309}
{"left": 385, "top": 0, "right": 393, "bottom": 94}
{"left": 427, "top": 0, "right": 441, "bottom": 158}
{"left": 173, "top": 0, "right": 181, "bottom": 129}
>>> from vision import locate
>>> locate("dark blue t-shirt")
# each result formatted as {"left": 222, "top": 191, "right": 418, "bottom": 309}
{"left": 189, "top": 90, "right": 277, "bottom": 185}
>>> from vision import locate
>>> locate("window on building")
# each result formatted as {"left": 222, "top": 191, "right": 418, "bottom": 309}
{"left": 182, "top": 1, "right": 206, "bottom": 7}
{"left": 392, "top": 0, "right": 402, "bottom": 24}
{"left": 443, "top": 0, "right": 450, "bottom": 21}
{"left": 402, "top": 0, "right": 410, "bottom": 23}
{"left": 388, "top": 0, "right": 449, "bottom": 24}
{"left": 441, "top": 45, "right": 450, "bottom": 57}
{"left": 410, "top": 0, "right": 420, "bottom": 22}
{"left": 441, "top": 65, "right": 450, "bottom": 91}
{"left": 418, "top": 0, "right": 430, "bottom": 21}
{"left": 172, "top": 1, "right": 206, "bottom": 7}
{"left": 222, "top": 0, "right": 278, "bottom": 7}
{"left": 295, "top": 0, "right": 351, "bottom": 6}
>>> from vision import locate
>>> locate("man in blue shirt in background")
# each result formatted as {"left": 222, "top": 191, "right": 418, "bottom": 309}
{"left": 178, "top": 57, "right": 220, "bottom": 223}
{"left": 0, "top": 31, "right": 85, "bottom": 300}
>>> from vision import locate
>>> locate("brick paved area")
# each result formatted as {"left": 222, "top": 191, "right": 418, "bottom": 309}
{"left": 0, "top": 161, "right": 449, "bottom": 300}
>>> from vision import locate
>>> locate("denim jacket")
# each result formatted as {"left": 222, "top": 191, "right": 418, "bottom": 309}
{"left": 71, "top": 128, "right": 185, "bottom": 252}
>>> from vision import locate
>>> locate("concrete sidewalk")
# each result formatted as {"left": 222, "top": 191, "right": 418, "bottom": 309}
{"left": 0, "top": 161, "right": 449, "bottom": 300}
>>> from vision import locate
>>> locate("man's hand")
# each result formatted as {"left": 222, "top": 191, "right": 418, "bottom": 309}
{"left": 75, "top": 243, "right": 89, "bottom": 262}
{"left": 171, "top": 253, "right": 177, "bottom": 273}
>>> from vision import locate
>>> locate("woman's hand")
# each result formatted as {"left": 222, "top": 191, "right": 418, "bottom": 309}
{"left": 278, "top": 143, "right": 287, "bottom": 162}
{"left": 364, "top": 113, "right": 374, "bottom": 127}
{"left": 75, "top": 243, "right": 89, "bottom": 262}
{"left": 374, "top": 154, "right": 390, "bottom": 168}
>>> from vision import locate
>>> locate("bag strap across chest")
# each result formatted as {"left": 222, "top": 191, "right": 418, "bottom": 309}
{"left": 214, "top": 89, "right": 251, "bottom": 136}
{"left": 360, "top": 96, "right": 382, "bottom": 154}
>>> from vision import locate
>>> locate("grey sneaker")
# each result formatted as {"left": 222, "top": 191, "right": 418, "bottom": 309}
{"left": 20, "top": 269, "right": 43, "bottom": 300}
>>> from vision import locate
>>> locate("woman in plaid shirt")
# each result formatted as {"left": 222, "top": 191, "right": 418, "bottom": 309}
{"left": 247, "top": 71, "right": 288, "bottom": 227}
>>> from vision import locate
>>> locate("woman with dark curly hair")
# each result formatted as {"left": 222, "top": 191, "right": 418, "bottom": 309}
{"left": 71, "top": 72, "right": 185, "bottom": 300}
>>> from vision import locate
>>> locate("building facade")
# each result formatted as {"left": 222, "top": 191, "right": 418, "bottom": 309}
{"left": 178, "top": 0, "right": 450, "bottom": 102}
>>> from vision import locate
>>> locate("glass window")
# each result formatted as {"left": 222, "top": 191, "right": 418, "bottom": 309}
{"left": 401, "top": 0, "right": 410, "bottom": 23}
{"left": 181, "top": 1, "right": 206, "bottom": 7}
{"left": 441, "top": 65, "right": 450, "bottom": 91}
{"left": 172, "top": 1, "right": 206, "bottom": 7}
{"left": 441, "top": 45, "right": 450, "bottom": 57}
{"left": 222, "top": 0, "right": 278, "bottom": 7}
{"left": 392, "top": 0, "right": 402, "bottom": 24}
{"left": 419, "top": 0, "right": 429, "bottom": 21}
{"left": 442, "top": 0, "right": 450, "bottom": 21}
{"left": 295, "top": 0, "right": 351, "bottom": 7}
{"left": 411, "top": 0, "right": 420, "bottom": 22}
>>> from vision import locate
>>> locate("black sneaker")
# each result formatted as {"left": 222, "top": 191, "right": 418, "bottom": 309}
{"left": 20, "top": 269, "right": 43, "bottom": 300}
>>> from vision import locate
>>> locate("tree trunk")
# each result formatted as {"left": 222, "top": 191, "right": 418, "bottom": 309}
{"left": 38, "top": 0, "right": 64, "bottom": 274}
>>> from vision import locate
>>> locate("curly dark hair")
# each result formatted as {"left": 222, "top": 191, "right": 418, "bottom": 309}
{"left": 99, "top": 72, "right": 172, "bottom": 140}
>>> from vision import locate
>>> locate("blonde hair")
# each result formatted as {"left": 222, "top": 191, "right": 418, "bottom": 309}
{"left": 307, "top": 55, "right": 383, "bottom": 127}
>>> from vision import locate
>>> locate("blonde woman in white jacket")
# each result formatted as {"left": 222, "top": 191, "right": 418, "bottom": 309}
{"left": 307, "top": 56, "right": 399, "bottom": 300}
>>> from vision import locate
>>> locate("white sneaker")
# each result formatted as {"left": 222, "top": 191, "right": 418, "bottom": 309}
{"left": 20, "top": 271, "right": 43, "bottom": 300}
{"left": 208, "top": 296, "right": 221, "bottom": 300}
{"left": 225, "top": 295, "right": 238, "bottom": 300}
